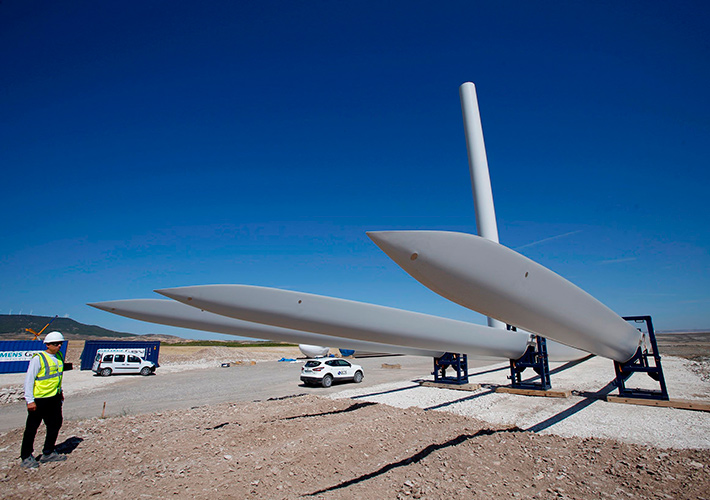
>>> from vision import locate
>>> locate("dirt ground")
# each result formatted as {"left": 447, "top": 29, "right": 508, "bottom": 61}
{"left": 0, "top": 395, "right": 708, "bottom": 500}
{"left": 157, "top": 344, "right": 303, "bottom": 366}
{"left": 656, "top": 332, "right": 710, "bottom": 362}
{"left": 0, "top": 337, "right": 708, "bottom": 499}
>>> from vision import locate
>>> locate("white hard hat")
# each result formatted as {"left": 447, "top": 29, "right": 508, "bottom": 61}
{"left": 44, "top": 331, "right": 65, "bottom": 343}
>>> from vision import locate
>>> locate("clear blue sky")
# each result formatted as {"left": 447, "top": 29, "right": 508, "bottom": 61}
{"left": 1, "top": 1, "right": 708, "bottom": 339}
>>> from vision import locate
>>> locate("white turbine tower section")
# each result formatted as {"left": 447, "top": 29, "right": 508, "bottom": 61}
{"left": 460, "top": 82, "right": 506, "bottom": 330}
{"left": 88, "top": 299, "right": 444, "bottom": 358}
{"left": 367, "top": 230, "right": 642, "bottom": 362}
{"left": 155, "top": 285, "right": 589, "bottom": 361}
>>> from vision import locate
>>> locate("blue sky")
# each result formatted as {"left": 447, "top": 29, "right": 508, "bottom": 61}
{"left": 1, "top": 1, "right": 708, "bottom": 340}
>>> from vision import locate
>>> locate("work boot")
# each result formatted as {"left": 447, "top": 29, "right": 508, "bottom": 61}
{"left": 20, "top": 456, "right": 39, "bottom": 469}
{"left": 39, "top": 451, "right": 67, "bottom": 463}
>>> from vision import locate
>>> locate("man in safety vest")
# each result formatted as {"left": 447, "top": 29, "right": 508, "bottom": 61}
{"left": 20, "top": 331, "right": 68, "bottom": 468}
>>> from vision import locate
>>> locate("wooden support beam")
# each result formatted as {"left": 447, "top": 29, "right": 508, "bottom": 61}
{"left": 419, "top": 381, "right": 481, "bottom": 392}
{"left": 496, "top": 387, "right": 571, "bottom": 398}
{"left": 606, "top": 396, "right": 710, "bottom": 412}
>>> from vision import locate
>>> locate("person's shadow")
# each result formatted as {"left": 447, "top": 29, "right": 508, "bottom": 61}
{"left": 55, "top": 437, "right": 83, "bottom": 455}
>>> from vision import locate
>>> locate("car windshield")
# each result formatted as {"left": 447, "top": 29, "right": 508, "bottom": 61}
{"left": 304, "top": 361, "right": 322, "bottom": 368}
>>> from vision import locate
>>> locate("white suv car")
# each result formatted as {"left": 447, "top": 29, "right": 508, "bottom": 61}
{"left": 300, "top": 358, "right": 364, "bottom": 387}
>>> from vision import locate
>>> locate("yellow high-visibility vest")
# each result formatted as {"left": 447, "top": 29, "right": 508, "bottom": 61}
{"left": 33, "top": 351, "right": 64, "bottom": 399}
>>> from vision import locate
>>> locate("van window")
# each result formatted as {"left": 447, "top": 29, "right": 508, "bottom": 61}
{"left": 103, "top": 354, "right": 114, "bottom": 362}
{"left": 127, "top": 355, "right": 140, "bottom": 363}
{"left": 114, "top": 354, "right": 125, "bottom": 362}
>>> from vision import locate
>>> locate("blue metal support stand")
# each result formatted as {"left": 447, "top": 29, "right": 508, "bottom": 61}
{"left": 614, "top": 316, "right": 669, "bottom": 400}
{"left": 433, "top": 353, "right": 469, "bottom": 384}
{"left": 509, "top": 335, "right": 552, "bottom": 390}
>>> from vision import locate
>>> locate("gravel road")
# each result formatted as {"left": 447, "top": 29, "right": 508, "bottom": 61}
{"left": 0, "top": 355, "right": 446, "bottom": 432}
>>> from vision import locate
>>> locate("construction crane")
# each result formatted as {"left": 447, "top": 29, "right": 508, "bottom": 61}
{"left": 25, "top": 315, "right": 58, "bottom": 340}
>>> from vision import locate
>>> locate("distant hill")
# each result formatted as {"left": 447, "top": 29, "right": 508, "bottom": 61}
{"left": 0, "top": 314, "right": 138, "bottom": 340}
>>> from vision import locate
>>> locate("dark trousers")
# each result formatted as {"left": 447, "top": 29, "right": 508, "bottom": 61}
{"left": 20, "top": 393, "right": 63, "bottom": 459}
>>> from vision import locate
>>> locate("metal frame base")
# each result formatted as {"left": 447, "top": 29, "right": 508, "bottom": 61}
{"left": 614, "top": 316, "right": 669, "bottom": 400}
{"left": 433, "top": 353, "right": 469, "bottom": 385}
{"left": 509, "top": 335, "right": 552, "bottom": 391}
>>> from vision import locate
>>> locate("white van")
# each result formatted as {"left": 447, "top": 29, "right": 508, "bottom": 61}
{"left": 92, "top": 350, "right": 157, "bottom": 377}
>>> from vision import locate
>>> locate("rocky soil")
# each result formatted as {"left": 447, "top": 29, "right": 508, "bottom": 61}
{"left": 0, "top": 394, "right": 707, "bottom": 499}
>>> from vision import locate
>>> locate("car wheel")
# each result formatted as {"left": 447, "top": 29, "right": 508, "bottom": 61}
{"left": 321, "top": 374, "right": 333, "bottom": 388}
{"left": 140, "top": 367, "right": 152, "bottom": 376}
{"left": 100, "top": 368, "right": 112, "bottom": 377}
{"left": 353, "top": 371, "right": 363, "bottom": 383}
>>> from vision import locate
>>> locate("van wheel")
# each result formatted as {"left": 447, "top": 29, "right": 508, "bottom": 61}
{"left": 100, "top": 368, "right": 112, "bottom": 377}
{"left": 140, "top": 367, "right": 152, "bottom": 376}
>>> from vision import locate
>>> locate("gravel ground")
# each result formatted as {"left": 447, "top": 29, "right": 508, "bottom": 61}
{"left": 1, "top": 344, "right": 708, "bottom": 499}
{"left": 330, "top": 355, "right": 710, "bottom": 450}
